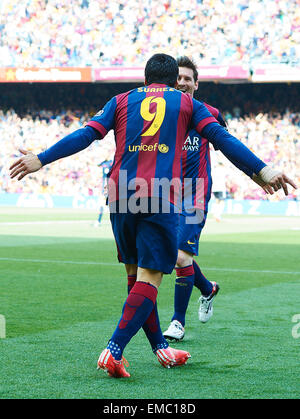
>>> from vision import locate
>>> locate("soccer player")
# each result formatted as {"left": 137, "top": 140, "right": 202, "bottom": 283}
{"left": 163, "top": 57, "right": 250, "bottom": 340}
{"left": 10, "top": 54, "right": 296, "bottom": 379}
{"left": 95, "top": 157, "right": 113, "bottom": 226}
{"left": 211, "top": 161, "right": 227, "bottom": 222}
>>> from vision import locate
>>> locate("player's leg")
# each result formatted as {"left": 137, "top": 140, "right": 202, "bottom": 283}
{"left": 98, "top": 270, "right": 158, "bottom": 378}
{"left": 107, "top": 267, "right": 162, "bottom": 360}
{"left": 212, "top": 192, "right": 225, "bottom": 222}
{"left": 125, "top": 264, "right": 170, "bottom": 355}
{"left": 163, "top": 249, "right": 194, "bottom": 341}
{"left": 98, "top": 204, "right": 190, "bottom": 376}
{"left": 125, "top": 263, "right": 138, "bottom": 293}
{"left": 183, "top": 210, "right": 219, "bottom": 322}
{"left": 164, "top": 213, "right": 197, "bottom": 340}
{"left": 94, "top": 206, "right": 104, "bottom": 227}
{"left": 134, "top": 209, "right": 190, "bottom": 363}
{"left": 98, "top": 210, "right": 140, "bottom": 377}
{"left": 98, "top": 206, "right": 104, "bottom": 224}
{"left": 193, "top": 260, "right": 213, "bottom": 296}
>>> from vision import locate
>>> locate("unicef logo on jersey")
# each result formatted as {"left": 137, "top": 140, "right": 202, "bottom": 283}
{"left": 95, "top": 109, "right": 104, "bottom": 117}
{"left": 129, "top": 143, "right": 169, "bottom": 153}
{"left": 158, "top": 144, "right": 169, "bottom": 153}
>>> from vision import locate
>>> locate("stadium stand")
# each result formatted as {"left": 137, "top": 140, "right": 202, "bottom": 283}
{"left": 1, "top": 1, "right": 299, "bottom": 202}
{"left": 0, "top": 0, "right": 300, "bottom": 67}
{"left": 1, "top": 96, "right": 299, "bottom": 201}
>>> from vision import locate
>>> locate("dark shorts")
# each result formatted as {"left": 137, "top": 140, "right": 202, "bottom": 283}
{"left": 213, "top": 191, "right": 226, "bottom": 200}
{"left": 110, "top": 198, "right": 179, "bottom": 274}
{"left": 177, "top": 210, "right": 207, "bottom": 256}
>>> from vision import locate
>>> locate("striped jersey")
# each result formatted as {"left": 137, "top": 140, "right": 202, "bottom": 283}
{"left": 181, "top": 103, "right": 226, "bottom": 213}
{"left": 86, "top": 84, "right": 218, "bottom": 204}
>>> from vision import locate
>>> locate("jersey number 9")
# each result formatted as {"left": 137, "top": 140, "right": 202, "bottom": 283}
{"left": 140, "top": 96, "right": 166, "bottom": 137}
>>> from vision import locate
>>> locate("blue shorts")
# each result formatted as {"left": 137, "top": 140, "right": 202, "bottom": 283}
{"left": 177, "top": 210, "right": 207, "bottom": 256}
{"left": 110, "top": 198, "right": 179, "bottom": 274}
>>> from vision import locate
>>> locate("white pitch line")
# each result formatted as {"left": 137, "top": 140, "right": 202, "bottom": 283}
{"left": 0, "top": 257, "right": 115, "bottom": 266}
{"left": 0, "top": 220, "right": 92, "bottom": 226}
{"left": 0, "top": 257, "right": 300, "bottom": 276}
{"left": 202, "top": 266, "right": 300, "bottom": 275}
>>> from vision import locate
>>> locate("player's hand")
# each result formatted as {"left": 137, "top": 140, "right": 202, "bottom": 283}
{"left": 268, "top": 173, "right": 297, "bottom": 196}
{"left": 9, "top": 148, "right": 42, "bottom": 180}
{"left": 252, "top": 174, "right": 274, "bottom": 194}
{"left": 256, "top": 167, "right": 297, "bottom": 196}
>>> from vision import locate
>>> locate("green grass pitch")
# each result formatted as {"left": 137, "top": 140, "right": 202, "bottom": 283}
{"left": 0, "top": 207, "right": 299, "bottom": 399}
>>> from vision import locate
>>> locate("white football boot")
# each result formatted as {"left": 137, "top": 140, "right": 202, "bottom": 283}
{"left": 163, "top": 320, "right": 185, "bottom": 341}
{"left": 198, "top": 282, "right": 220, "bottom": 323}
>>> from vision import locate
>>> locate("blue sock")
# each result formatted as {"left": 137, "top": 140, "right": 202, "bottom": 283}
{"left": 127, "top": 275, "right": 168, "bottom": 353}
{"left": 171, "top": 265, "right": 195, "bottom": 327}
{"left": 110, "top": 281, "right": 158, "bottom": 359}
{"left": 98, "top": 207, "right": 103, "bottom": 223}
{"left": 193, "top": 260, "right": 213, "bottom": 297}
{"left": 107, "top": 340, "right": 122, "bottom": 360}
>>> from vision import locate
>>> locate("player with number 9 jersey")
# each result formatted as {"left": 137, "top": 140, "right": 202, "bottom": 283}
{"left": 86, "top": 84, "right": 218, "bottom": 205}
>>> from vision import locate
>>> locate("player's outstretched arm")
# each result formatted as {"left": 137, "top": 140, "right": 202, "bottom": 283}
{"left": 10, "top": 126, "right": 100, "bottom": 181}
{"left": 202, "top": 122, "right": 297, "bottom": 196}
{"left": 9, "top": 149, "right": 42, "bottom": 180}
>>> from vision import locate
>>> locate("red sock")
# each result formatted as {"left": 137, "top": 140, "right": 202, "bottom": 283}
{"left": 127, "top": 274, "right": 137, "bottom": 293}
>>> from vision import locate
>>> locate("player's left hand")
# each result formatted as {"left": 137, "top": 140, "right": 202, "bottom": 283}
{"left": 9, "top": 149, "right": 42, "bottom": 181}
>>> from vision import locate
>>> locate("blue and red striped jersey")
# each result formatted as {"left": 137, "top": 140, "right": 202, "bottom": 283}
{"left": 181, "top": 103, "right": 225, "bottom": 212}
{"left": 86, "top": 84, "right": 218, "bottom": 203}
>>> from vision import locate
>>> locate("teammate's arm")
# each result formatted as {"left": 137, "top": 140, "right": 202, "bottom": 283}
{"left": 192, "top": 100, "right": 297, "bottom": 195}
{"left": 201, "top": 122, "right": 297, "bottom": 195}
{"left": 10, "top": 97, "right": 117, "bottom": 181}
{"left": 10, "top": 126, "right": 99, "bottom": 180}
{"left": 205, "top": 106, "right": 274, "bottom": 193}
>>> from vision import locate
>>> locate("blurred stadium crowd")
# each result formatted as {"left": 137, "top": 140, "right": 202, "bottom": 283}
{"left": 1, "top": 0, "right": 299, "bottom": 201}
{"left": 1, "top": 0, "right": 300, "bottom": 67}
{"left": 1, "top": 107, "right": 299, "bottom": 201}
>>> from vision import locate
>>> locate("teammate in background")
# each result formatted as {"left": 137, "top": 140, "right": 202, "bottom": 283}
{"left": 95, "top": 157, "right": 113, "bottom": 227}
{"left": 163, "top": 56, "right": 286, "bottom": 342}
{"left": 211, "top": 161, "right": 227, "bottom": 222}
{"left": 94, "top": 193, "right": 106, "bottom": 227}
{"left": 10, "top": 54, "right": 297, "bottom": 379}
{"left": 98, "top": 157, "right": 113, "bottom": 194}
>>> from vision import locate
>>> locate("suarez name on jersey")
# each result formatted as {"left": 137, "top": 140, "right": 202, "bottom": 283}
{"left": 86, "top": 84, "right": 218, "bottom": 208}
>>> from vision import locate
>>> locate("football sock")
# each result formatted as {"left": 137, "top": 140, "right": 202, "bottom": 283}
{"left": 107, "top": 340, "right": 122, "bottom": 360}
{"left": 97, "top": 209, "right": 103, "bottom": 223}
{"left": 110, "top": 281, "right": 158, "bottom": 359}
{"left": 172, "top": 265, "right": 195, "bottom": 327}
{"left": 127, "top": 274, "right": 137, "bottom": 294}
{"left": 193, "top": 260, "right": 213, "bottom": 297}
{"left": 127, "top": 274, "right": 168, "bottom": 353}
{"left": 142, "top": 302, "right": 169, "bottom": 353}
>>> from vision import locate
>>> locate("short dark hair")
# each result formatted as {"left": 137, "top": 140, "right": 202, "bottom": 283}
{"left": 177, "top": 56, "right": 198, "bottom": 83}
{"left": 145, "top": 53, "right": 178, "bottom": 87}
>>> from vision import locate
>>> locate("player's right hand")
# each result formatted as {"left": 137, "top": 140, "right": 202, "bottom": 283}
{"left": 256, "top": 166, "right": 297, "bottom": 196}
{"left": 9, "top": 148, "right": 42, "bottom": 181}
{"left": 252, "top": 173, "right": 274, "bottom": 194}
{"left": 268, "top": 172, "right": 297, "bottom": 196}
